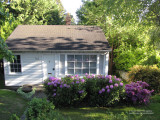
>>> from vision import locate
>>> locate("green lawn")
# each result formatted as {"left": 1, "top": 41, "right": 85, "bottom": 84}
{"left": 58, "top": 95, "right": 160, "bottom": 120}
{"left": 0, "top": 89, "right": 28, "bottom": 120}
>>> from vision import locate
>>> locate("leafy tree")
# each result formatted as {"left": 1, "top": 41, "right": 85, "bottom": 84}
{"left": 76, "top": 0, "right": 159, "bottom": 72}
{"left": 0, "top": 2, "right": 14, "bottom": 61}
{"left": 6, "top": 0, "right": 65, "bottom": 25}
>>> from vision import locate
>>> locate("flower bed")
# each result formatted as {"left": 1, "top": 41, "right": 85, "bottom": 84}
{"left": 44, "top": 74, "right": 125, "bottom": 107}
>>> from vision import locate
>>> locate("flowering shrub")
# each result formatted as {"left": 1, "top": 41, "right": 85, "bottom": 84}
{"left": 125, "top": 81, "right": 154, "bottom": 105}
{"left": 128, "top": 65, "right": 160, "bottom": 94}
{"left": 44, "top": 75, "right": 86, "bottom": 107}
{"left": 84, "top": 74, "right": 125, "bottom": 106}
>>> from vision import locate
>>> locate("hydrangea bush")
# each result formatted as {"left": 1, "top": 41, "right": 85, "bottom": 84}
{"left": 84, "top": 74, "right": 125, "bottom": 106}
{"left": 125, "top": 81, "right": 154, "bottom": 105}
{"left": 44, "top": 75, "right": 86, "bottom": 107}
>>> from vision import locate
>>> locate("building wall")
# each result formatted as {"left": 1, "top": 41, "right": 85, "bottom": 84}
{"left": 4, "top": 52, "right": 109, "bottom": 86}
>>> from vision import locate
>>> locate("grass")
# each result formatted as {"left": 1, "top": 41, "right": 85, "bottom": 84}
{"left": 58, "top": 95, "right": 160, "bottom": 120}
{"left": 0, "top": 89, "right": 28, "bottom": 120}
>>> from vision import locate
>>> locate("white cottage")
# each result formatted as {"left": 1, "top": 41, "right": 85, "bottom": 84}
{"left": 4, "top": 25, "right": 111, "bottom": 86}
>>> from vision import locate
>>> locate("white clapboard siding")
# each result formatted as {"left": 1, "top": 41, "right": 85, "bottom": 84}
{"left": 4, "top": 52, "right": 43, "bottom": 86}
{"left": 4, "top": 52, "right": 110, "bottom": 86}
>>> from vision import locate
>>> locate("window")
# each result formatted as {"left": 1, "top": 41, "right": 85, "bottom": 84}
{"left": 10, "top": 55, "right": 21, "bottom": 73}
{"left": 67, "top": 55, "right": 97, "bottom": 75}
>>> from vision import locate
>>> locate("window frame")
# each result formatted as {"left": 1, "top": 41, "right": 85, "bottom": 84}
{"left": 66, "top": 54, "right": 99, "bottom": 75}
{"left": 8, "top": 54, "right": 22, "bottom": 75}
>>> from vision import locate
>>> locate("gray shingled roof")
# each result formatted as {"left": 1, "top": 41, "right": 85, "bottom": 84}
{"left": 6, "top": 25, "right": 111, "bottom": 51}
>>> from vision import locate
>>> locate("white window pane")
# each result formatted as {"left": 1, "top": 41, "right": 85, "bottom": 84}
{"left": 83, "top": 55, "right": 89, "bottom": 61}
{"left": 90, "top": 69, "right": 96, "bottom": 74}
{"left": 90, "top": 62, "right": 96, "bottom": 67}
{"left": 90, "top": 55, "right": 97, "bottom": 61}
{"left": 75, "top": 69, "right": 82, "bottom": 74}
{"left": 10, "top": 55, "right": 21, "bottom": 73}
{"left": 83, "top": 62, "right": 89, "bottom": 67}
{"left": 75, "top": 55, "right": 82, "bottom": 61}
{"left": 68, "top": 62, "right": 74, "bottom": 68}
{"left": 60, "top": 54, "right": 65, "bottom": 74}
{"left": 75, "top": 62, "right": 82, "bottom": 68}
{"left": 83, "top": 69, "right": 89, "bottom": 74}
{"left": 99, "top": 55, "right": 104, "bottom": 74}
{"left": 67, "top": 55, "right": 74, "bottom": 61}
{"left": 68, "top": 69, "right": 74, "bottom": 74}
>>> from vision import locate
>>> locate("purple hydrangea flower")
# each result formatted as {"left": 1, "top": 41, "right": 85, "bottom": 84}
{"left": 109, "top": 80, "right": 113, "bottom": 83}
{"left": 85, "top": 73, "right": 88, "bottom": 76}
{"left": 114, "top": 83, "right": 118, "bottom": 87}
{"left": 49, "top": 77, "right": 55, "bottom": 81}
{"left": 63, "top": 84, "right": 67, "bottom": 87}
{"left": 76, "top": 81, "right": 80, "bottom": 84}
{"left": 102, "top": 88, "right": 105, "bottom": 92}
{"left": 78, "top": 90, "right": 84, "bottom": 94}
{"left": 76, "top": 78, "right": 79, "bottom": 80}
{"left": 106, "top": 85, "right": 109, "bottom": 89}
{"left": 81, "top": 79, "right": 85, "bottom": 83}
{"left": 54, "top": 84, "right": 57, "bottom": 87}
{"left": 99, "top": 90, "right": 102, "bottom": 94}
{"left": 107, "top": 89, "right": 110, "bottom": 93}
{"left": 75, "top": 75, "right": 79, "bottom": 78}
{"left": 53, "top": 89, "right": 56, "bottom": 91}
{"left": 115, "top": 78, "right": 121, "bottom": 81}
{"left": 67, "top": 85, "right": 70, "bottom": 88}
{"left": 71, "top": 82, "right": 74, "bottom": 84}
{"left": 60, "top": 84, "right": 63, "bottom": 88}
{"left": 70, "top": 76, "right": 74, "bottom": 79}
{"left": 110, "top": 85, "right": 114, "bottom": 89}
{"left": 120, "top": 82, "right": 123, "bottom": 86}
{"left": 47, "top": 82, "right": 52, "bottom": 85}
{"left": 53, "top": 93, "right": 56, "bottom": 96}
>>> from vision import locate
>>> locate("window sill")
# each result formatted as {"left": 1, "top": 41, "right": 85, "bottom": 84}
{"left": 8, "top": 72, "right": 22, "bottom": 76}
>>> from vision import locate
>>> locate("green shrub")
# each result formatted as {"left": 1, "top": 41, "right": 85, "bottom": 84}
{"left": 26, "top": 98, "right": 55, "bottom": 120}
{"left": 84, "top": 74, "right": 125, "bottom": 106}
{"left": 128, "top": 65, "right": 160, "bottom": 94}
{"left": 9, "top": 114, "right": 20, "bottom": 120}
{"left": 44, "top": 75, "right": 86, "bottom": 107}
{"left": 17, "top": 87, "right": 36, "bottom": 99}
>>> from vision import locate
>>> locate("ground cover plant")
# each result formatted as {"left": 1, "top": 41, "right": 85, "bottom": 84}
{"left": 0, "top": 89, "right": 28, "bottom": 120}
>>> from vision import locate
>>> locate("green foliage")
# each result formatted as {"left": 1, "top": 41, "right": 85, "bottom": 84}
{"left": 8, "top": 0, "right": 64, "bottom": 25}
{"left": 17, "top": 87, "right": 36, "bottom": 100}
{"left": 26, "top": 98, "right": 55, "bottom": 120}
{"left": 9, "top": 114, "right": 20, "bottom": 120}
{"left": 128, "top": 65, "right": 160, "bottom": 94}
{"left": 0, "top": 2, "right": 19, "bottom": 40}
{"left": 0, "top": 2, "right": 16, "bottom": 61}
{"left": 77, "top": 0, "right": 159, "bottom": 71}
{"left": 84, "top": 75, "right": 125, "bottom": 106}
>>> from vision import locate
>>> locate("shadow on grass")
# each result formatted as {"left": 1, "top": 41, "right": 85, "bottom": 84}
{"left": 0, "top": 73, "right": 5, "bottom": 89}
{"left": 58, "top": 105, "right": 158, "bottom": 120}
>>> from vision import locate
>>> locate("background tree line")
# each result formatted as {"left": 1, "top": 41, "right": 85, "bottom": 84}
{"left": 76, "top": 0, "right": 160, "bottom": 73}
{"left": 0, "top": 0, "right": 66, "bottom": 61}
